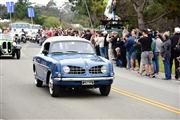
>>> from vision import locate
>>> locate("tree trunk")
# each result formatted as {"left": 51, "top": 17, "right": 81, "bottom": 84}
{"left": 137, "top": 10, "right": 145, "bottom": 30}
{"left": 131, "top": 0, "right": 146, "bottom": 30}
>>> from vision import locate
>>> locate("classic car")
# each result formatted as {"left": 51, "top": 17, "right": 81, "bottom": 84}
{"left": 0, "top": 33, "right": 21, "bottom": 59}
{"left": 33, "top": 36, "right": 114, "bottom": 97}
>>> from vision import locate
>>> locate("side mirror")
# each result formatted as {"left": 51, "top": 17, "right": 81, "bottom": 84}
{"left": 42, "top": 50, "right": 48, "bottom": 55}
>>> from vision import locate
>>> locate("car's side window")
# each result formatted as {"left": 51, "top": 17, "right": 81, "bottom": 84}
{"left": 43, "top": 42, "right": 50, "bottom": 52}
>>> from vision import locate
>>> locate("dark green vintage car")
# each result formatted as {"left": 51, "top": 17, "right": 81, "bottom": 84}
{"left": 0, "top": 33, "right": 21, "bottom": 59}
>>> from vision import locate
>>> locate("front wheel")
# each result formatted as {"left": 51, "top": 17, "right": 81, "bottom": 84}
{"left": 99, "top": 85, "right": 111, "bottom": 96}
{"left": 49, "top": 74, "right": 59, "bottom": 97}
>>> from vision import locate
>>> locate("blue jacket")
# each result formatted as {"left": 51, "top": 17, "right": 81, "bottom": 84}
{"left": 125, "top": 36, "right": 135, "bottom": 53}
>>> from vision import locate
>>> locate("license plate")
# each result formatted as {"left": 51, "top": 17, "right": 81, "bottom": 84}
{"left": 82, "top": 81, "right": 94, "bottom": 85}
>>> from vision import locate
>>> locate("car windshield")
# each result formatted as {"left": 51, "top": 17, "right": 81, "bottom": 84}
{"left": 0, "top": 34, "right": 12, "bottom": 40}
{"left": 31, "top": 25, "right": 41, "bottom": 29}
{"left": 50, "top": 41, "right": 95, "bottom": 54}
{"left": 11, "top": 23, "right": 30, "bottom": 29}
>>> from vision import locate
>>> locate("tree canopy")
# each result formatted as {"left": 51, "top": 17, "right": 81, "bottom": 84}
{"left": 69, "top": 0, "right": 180, "bottom": 31}
{"left": 0, "top": 0, "right": 179, "bottom": 31}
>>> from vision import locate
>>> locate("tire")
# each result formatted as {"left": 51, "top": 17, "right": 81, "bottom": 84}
{"left": 16, "top": 50, "right": 21, "bottom": 59}
{"left": 49, "top": 74, "right": 59, "bottom": 97}
{"left": 12, "top": 51, "right": 15, "bottom": 58}
{"left": 99, "top": 85, "right": 111, "bottom": 96}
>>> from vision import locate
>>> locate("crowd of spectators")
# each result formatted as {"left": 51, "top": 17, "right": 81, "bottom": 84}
{"left": 38, "top": 27, "right": 180, "bottom": 80}
{"left": 37, "top": 27, "right": 180, "bottom": 80}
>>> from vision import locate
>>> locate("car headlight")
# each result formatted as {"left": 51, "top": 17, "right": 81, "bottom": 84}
{"left": 101, "top": 66, "right": 107, "bottom": 74}
{"left": 12, "top": 42, "right": 16, "bottom": 46}
{"left": 63, "top": 66, "right": 70, "bottom": 74}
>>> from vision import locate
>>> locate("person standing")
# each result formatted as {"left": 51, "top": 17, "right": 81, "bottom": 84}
{"left": 112, "top": 0, "right": 117, "bottom": 20}
{"left": 107, "top": 32, "right": 118, "bottom": 61}
{"left": 161, "top": 32, "right": 171, "bottom": 80}
{"left": 124, "top": 33, "right": 135, "bottom": 69}
{"left": 170, "top": 27, "right": 180, "bottom": 80}
{"left": 138, "top": 30, "right": 154, "bottom": 78}
{"left": 97, "top": 33, "right": 105, "bottom": 57}
{"left": 103, "top": 31, "right": 109, "bottom": 59}
{"left": 153, "top": 32, "right": 163, "bottom": 74}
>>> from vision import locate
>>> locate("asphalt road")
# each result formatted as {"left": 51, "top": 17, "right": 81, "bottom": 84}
{"left": 0, "top": 42, "right": 180, "bottom": 119}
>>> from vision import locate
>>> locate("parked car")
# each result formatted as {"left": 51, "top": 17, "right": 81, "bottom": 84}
{"left": 33, "top": 36, "right": 114, "bottom": 97}
{"left": 0, "top": 33, "right": 21, "bottom": 59}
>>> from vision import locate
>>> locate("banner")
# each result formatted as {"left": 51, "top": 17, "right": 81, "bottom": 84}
{"left": 6, "top": 2, "right": 14, "bottom": 13}
{"left": 28, "top": 7, "right": 35, "bottom": 18}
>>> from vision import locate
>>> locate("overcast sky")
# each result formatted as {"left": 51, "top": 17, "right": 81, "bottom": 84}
{"left": 1, "top": 0, "right": 69, "bottom": 7}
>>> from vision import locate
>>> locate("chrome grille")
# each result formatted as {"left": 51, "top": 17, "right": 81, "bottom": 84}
{"left": 89, "top": 66, "right": 103, "bottom": 74}
{"left": 68, "top": 66, "right": 85, "bottom": 74}
{"left": 2, "top": 42, "right": 6, "bottom": 49}
{"left": 8, "top": 42, "right": 12, "bottom": 53}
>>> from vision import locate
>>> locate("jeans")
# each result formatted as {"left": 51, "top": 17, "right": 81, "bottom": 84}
{"left": 116, "top": 59, "right": 123, "bottom": 67}
{"left": 163, "top": 57, "right": 171, "bottom": 79}
{"left": 126, "top": 52, "right": 131, "bottom": 69}
{"left": 112, "top": 11, "right": 115, "bottom": 20}
{"left": 153, "top": 52, "right": 160, "bottom": 74}
{"left": 104, "top": 46, "right": 108, "bottom": 59}
{"left": 170, "top": 56, "right": 179, "bottom": 79}
{"left": 100, "top": 47, "right": 105, "bottom": 58}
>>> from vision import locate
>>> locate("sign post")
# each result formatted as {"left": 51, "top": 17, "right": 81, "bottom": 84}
{"left": 6, "top": 2, "right": 14, "bottom": 22}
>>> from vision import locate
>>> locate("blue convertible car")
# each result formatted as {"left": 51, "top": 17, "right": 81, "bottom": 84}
{"left": 33, "top": 36, "right": 114, "bottom": 97}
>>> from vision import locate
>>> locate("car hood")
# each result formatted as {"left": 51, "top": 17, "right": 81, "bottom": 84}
{"left": 50, "top": 54, "right": 107, "bottom": 67}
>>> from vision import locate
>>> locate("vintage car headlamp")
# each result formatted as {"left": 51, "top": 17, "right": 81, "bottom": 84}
{"left": 63, "top": 66, "right": 70, "bottom": 74}
{"left": 12, "top": 42, "right": 16, "bottom": 46}
{"left": 101, "top": 66, "right": 107, "bottom": 74}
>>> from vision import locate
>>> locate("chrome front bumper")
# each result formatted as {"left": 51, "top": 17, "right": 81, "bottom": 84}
{"left": 54, "top": 77, "right": 114, "bottom": 81}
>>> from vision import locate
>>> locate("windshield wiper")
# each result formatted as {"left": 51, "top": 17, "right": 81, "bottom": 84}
{"left": 51, "top": 51, "right": 64, "bottom": 54}
{"left": 65, "top": 51, "right": 79, "bottom": 53}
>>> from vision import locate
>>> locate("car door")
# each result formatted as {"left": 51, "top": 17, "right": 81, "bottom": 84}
{"left": 39, "top": 42, "right": 50, "bottom": 81}
{"left": 34, "top": 56, "right": 42, "bottom": 80}
{"left": 36, "top": 55, "right": 46, "bottom": 81}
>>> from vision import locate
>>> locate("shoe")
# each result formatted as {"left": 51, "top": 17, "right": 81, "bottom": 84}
{"left": 150, "top": 74, "right": 155, "bottom": 78}
{"left": 175, "top": 76, "right": 179, "bottom": 80}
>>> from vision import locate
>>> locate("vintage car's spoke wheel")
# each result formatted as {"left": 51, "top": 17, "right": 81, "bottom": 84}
{"left": 49, "top": 74, "right": 59, "bottom": 97}
{"left": 16, "top": 50, "right": 21, "bottom": 59}
{"left": 99, "top": 85, "right": 111, "bottom": 96}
